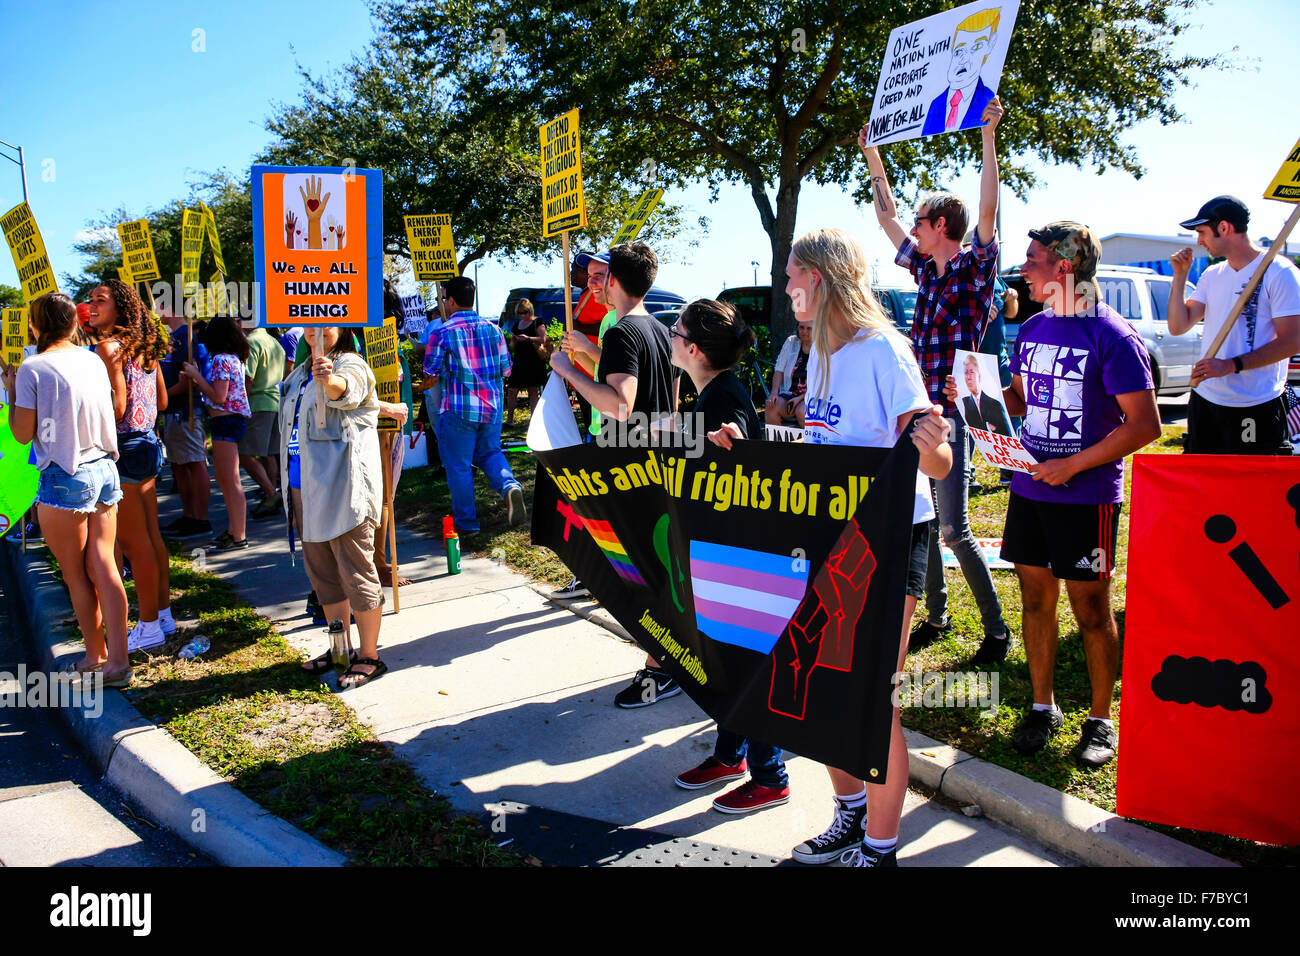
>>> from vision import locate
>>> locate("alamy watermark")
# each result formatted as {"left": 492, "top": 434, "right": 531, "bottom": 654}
{"left": 0, "top": 665, "right": 103, "bottom": 718}
{"left": 892, "top": 664, "right": 999, "bottom": 713}
{"left": 594, "top": 410, "right": 708, "bottom": 458}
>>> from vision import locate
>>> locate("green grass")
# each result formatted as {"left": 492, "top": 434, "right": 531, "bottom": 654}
{"left": 116, "top": 549, "right": 521, "bottom": 866}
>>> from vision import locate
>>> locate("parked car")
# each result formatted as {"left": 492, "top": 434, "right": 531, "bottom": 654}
{"left": 499, "top": 285, "right": 687, "bottom": 332}
{"left": 1000, "top": 264, "right": 1199, "bottom": 396}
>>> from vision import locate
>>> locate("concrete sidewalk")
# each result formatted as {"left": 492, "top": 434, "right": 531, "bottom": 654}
{"left": 186, "top": 476, "right": 1199, "bottom": 867}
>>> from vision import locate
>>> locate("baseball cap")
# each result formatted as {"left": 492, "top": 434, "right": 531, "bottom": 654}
{"left": 573, "top": 251, "right": 610, "bottom": 268}
{"left": 1028, "top": 221, "right": 1101, "bottom": 281}
{"left": 1178, "top": 195, "right": 1249, "bottom": 232}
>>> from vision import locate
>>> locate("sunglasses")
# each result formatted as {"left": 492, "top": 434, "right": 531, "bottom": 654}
{"left": 669, "top": 321, "right": 693, "bottom": 344}
{"left": 912, "top": 212, "right": 940, "bottom": 228}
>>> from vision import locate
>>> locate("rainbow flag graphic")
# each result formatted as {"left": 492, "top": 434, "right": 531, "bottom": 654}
{"left": 689, "top": 540, "right": 809, "bottom": 654}
{"left": 585, "top": 518, "right": 646, "bottom": 587}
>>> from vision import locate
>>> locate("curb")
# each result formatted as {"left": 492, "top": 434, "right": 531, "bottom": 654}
{"left": 1, "top": 539, "right": 345, "bottom": 867}
{"left": 545, "top": 587, "right": 1233, "bottom": 868}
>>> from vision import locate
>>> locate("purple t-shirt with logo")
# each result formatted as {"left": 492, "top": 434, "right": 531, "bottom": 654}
{"left": 1009, "top": 302, "right": 1153, "bottom": 504}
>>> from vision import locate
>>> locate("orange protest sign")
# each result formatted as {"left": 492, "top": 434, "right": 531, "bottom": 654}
{"left": 251, "top": 165, "right": 383, "bottom": 327}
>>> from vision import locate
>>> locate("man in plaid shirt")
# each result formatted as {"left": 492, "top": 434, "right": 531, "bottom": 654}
{"left": 859, "top": 94, "right": 1012, "bottom": 666}
{"left": 421, "top": 276, "right": 526, "bottom": 534}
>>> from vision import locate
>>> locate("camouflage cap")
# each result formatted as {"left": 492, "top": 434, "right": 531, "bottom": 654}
{"left": 1028, "top": 221, "right": 1101, "bottom": 282}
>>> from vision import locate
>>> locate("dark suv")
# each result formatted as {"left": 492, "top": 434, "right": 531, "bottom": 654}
{"left": 499, "top": 285, "right": 686, "bottom": 332}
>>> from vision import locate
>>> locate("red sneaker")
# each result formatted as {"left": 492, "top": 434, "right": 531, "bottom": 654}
{"left": 675, "top": 756, "right": 748, "bottom": 791}
{"left": 712, "top": 780, "right": 791, "bottom": 814}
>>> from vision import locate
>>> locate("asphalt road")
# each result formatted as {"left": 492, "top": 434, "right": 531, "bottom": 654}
{"left": 0, "top": 573, "right": 209, "bottom": 867}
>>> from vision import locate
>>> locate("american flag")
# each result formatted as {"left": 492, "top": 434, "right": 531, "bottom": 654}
{"left": 1287, "top": 385, "right": 1300, "bottom": 443}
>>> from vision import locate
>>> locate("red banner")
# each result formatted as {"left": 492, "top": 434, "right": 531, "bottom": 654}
{"left": 1118, "top": 454, "right": 1300, "bottom": 845}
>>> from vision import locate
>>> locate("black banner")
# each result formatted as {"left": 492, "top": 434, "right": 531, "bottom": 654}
{"left": 532, "top": 434, "right": 918, "bottom": 782}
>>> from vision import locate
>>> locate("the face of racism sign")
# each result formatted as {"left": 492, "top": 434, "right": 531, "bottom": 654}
{"left": 953, "top": 348, "right": 1036, "bottom": 472}
{"left": 864, "top": 0, "right": 1020, "bottom": 147}
{"left": 251, "top": 165, "right": 383, "bottom": 328}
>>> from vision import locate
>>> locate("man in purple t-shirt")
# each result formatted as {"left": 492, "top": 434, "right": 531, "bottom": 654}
{"left": 1000, "top": 222, "right": 1160, "bottom": 768}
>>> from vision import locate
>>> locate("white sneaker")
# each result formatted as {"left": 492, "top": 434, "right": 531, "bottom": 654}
{"left": 127, "top": 621, "right": 166, "bottom": 652}
{"left": 158, "top": 609, "right": 177, "bottom": 635}
{"left": 551, "top": 576, "right": 589, "bottom": 599}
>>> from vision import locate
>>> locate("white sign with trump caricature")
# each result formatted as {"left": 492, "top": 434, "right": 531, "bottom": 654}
{"left": 865, "top": 0, "right": 1020, "bottom": 146}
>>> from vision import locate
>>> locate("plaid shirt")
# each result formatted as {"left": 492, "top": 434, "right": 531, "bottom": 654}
{"left": 896, "top": 231, "right": 999, "bottom": 413}
{"left": 422, "top": 311, "right": 512, "bottom": 423}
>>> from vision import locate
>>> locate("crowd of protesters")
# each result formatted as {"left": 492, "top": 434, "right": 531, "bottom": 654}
{"left": 2, "top": 90, "right": 1297, "bottom": 864}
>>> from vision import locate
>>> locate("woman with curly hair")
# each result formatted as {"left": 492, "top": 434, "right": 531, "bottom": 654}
{"left": 2, "top": 293, "right": 132, "bottom": 685}
{"left": 183, "top": 315, "right": 251, "bottom": 550}
{"left": 86, "top": 279, "right": 176, "bottom": 651}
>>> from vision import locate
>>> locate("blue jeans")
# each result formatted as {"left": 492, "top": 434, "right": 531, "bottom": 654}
{"left": 714, "top": 728, "right": 788, "bottom": 788}
{"left": 925, "top": 415, "right": 1007, "bottom": 636}
{"left": 436, "top": 410, "right": 520, "bottom": 534}
{"left": 37, "top": 457, "right": 122, "bottom": 513}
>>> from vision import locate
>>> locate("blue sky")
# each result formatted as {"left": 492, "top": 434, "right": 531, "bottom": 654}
{"left": 0, "top": 0, "right": 1294, "bottom": 317}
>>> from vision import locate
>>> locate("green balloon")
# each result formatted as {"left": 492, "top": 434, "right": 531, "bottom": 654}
{"left": 0, "top": 404, "right": 39, "bottom": 535}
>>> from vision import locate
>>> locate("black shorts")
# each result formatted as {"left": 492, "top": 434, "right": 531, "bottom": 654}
{"left": 1185, "top": 390, "right": 1293, "bottom": 455}
{"left": 1000, "top": 491, "right": 1120, "bottom": 582}
{"left": 905, "top": 520, "right": 929, "bottom": 599}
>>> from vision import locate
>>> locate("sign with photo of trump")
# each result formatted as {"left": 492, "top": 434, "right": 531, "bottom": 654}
{"left": 864, "top": 0, "right": 1020, "bottom": 146}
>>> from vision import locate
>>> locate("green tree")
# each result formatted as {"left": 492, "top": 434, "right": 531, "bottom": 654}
{"left": 0, "top": 284, "right": 22, "bottom": 309}
{"left": 261, "top": 39, "right": 698, "bottom": 274}
{"left": 66, "top": 171, "right": 253, "bottom": 303}
{"left": 377, "top": 0, "right": 1219, "bottom": 346}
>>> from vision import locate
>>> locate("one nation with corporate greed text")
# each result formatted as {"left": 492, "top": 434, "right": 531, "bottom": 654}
{"left": 271, "top": 260, "right": 359, "bottom": 318}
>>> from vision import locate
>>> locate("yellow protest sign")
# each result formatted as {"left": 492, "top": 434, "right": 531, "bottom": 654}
{"left": 404, "top": 214, "right": 458, "bottom": 281}
{"left": 539, "top": 109, "right": 587, "bottom": 238}
{"left": 3, "top": 307, "right": 28, "bottom": 370}
{"left": 181, "top": 209, "right": 204, "bottom": 294}
{"left": 610, "top": 188, "right": 664, "bottom": 246}
{"left": 200, "top": 201, "right": 226, "bottom": 275}
{"left": 1, "top": 202, "right": 59, "bottom": 302}
{"left": 364, "top": 315, "right": 401, "bottom": 431}
{"left": 1264, "top": 137, "right": 1300, "bottom": 204}
{"left": 116, "top": 219, "right": 161, "bottom": 282}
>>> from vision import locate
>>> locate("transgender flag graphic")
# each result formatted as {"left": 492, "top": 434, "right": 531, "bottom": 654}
{"left": 689, "top": 540, "right": 810, "bottom": 654}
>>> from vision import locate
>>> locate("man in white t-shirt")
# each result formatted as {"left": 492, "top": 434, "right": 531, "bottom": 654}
{"left": 1169, "top": 195, "right": 1300, "bottom": 454}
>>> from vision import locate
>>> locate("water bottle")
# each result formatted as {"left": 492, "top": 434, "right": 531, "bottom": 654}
{"left": 442, "top": 515, "right": 456, "bottom": 540}
{"left": 446, "top": 533, "right": 462, "bottom": 574}
{"left": 329, "top": 619, "right": 354, "bottom": 672}
{"left": 177, "top": 635, "right": 210, "bottom": 660}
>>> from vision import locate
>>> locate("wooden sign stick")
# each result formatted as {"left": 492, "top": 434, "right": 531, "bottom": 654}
{"left": 379, "top": 430, "right": 400, "bottom": 613}
{"left": 562, "top": 232, "right": 574, "bottom": 333}
{"left": 312, "top": 331, "right": 327, "bottom": 429}
{"left": 1196, "top": 203, "right": 1300, "bottom": 385}
{"left": 187, "top": 325, "right": 195, "bottom": 429}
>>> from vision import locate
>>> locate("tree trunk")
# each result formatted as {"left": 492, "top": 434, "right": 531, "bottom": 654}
{"left": 767, "top": 177, "right": 801, "bottom": 361}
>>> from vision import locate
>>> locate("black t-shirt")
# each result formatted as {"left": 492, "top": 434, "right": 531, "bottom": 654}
{"left": 692, "top": 369, "right": 761, "bottom": 440}
{"left": 596, "top": 312, "right": 677, "bottom": 419}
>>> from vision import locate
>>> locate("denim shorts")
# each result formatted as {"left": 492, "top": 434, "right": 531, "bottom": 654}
{"left": 210, "top": 413, "right": 249, "bottom": 443}
{"left": 117, "top": 430, "right": 163, "bottom": 484}
{"left": 37, "top": 457, "right": 123, "bottom": 513}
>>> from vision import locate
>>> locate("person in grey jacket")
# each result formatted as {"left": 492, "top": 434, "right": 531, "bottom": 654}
{"left": 280, "top": 326, "right": 387, "bottom": 688}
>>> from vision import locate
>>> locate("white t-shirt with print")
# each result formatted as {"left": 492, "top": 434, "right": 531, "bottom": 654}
{"left": 803, "top": 328, "right": 934, "bottom": 524}
{"left": 1190, "top": 253, "right": 1300, "bottom": 407}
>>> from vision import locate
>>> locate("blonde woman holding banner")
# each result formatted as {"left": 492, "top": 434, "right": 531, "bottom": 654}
{"left": 713, "top": 228, "right": 952, "bottom": 866}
